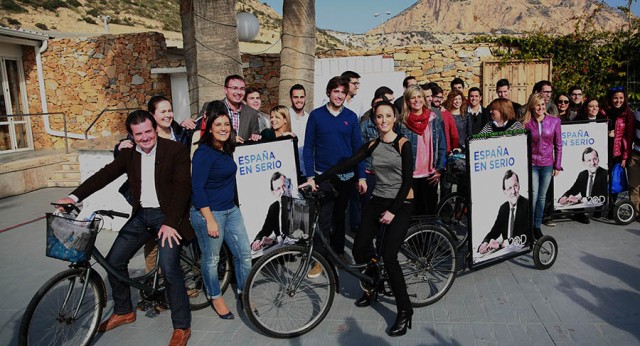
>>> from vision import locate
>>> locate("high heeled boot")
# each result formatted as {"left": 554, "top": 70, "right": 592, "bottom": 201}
{"left": 388, "top": 310, "right": 413, "bottom": 336}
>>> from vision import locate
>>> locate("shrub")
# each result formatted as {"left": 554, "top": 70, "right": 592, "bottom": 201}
{"left": 82, "top": 16, "right": 97, "bottom": 24}
{"left": 1, "top": 0, "right": 27, "bottom": 13}
{"left": 6, "top": 17, "right": 21, "bottom": 25}
{"left": 35, "top": 23, "right": 49, "bottom": 30}
{"left": 67, "top": 0, "right": 81, "bottom": 7}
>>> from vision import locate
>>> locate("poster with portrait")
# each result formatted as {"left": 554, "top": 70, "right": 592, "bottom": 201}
{"left": 468, "top": 132, "right": 532, "bottom": 268}
{"left": 553, "top": 121, "right": 608, "bottom": 211}
{"left": 234, "top": 137, "right": 301, "bottom": 258}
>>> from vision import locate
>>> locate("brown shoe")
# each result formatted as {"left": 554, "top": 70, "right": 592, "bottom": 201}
{"left": 98, "top": 312, "right": 136, "bottom": 332}
{"left": 169, "top": 328, "right": 191, "bottom": 346}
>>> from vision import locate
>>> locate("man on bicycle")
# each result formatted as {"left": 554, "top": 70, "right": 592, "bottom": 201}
{"left": 55, "top": 110, "right": 194, "bottom": 346}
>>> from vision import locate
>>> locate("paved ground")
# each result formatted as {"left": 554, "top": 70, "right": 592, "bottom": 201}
{"left": 1, "top": 187, "right": 639, "bottom": 345}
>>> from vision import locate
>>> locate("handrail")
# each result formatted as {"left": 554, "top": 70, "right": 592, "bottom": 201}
{"left": 2, "top": 112, "right": 69, "bottom": 154}
{"left": 84, "top": 108, "right": 138, "bottom": 140}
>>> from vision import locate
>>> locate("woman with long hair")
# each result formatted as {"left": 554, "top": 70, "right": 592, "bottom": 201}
{"left": 523, "top": 93, "right": 562, "bottom": 238}
{"left": 398, "top": 85, "right": 446, "bottom": 215}
{"left": 444, "top": 89, "right": 469, "bottom": 148}
{"left": 555, "top": 92, "right": 574, "bottom": 122}
{"left": 190, "top": 101, "right": 252, "bottom": 320}
{"left": 600, "top": 87, "right": 634, "bottom": 213}
{"left": 577, "top": 99, "right": 605, "bottom": 121}
{"left": 302, "top": 100, "right": 415, "bottom": 336}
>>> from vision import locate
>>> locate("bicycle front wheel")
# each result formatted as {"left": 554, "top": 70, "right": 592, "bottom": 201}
{"left": 400, "top": 222, "right": 457, "bottom": 307}
{"left": 436, "top": 192, "right": 469, "bottom": 248}
{"left": 19, "top": 268, "right": 105, "bottom": 346}
{"left": 243, "top": 245, "right": 336, "bottom": 338}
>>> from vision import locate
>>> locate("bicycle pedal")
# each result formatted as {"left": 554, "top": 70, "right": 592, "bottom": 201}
{"left": 136, "top": 300, "right": 153, "bottom": 311}
{"left": 145, "top": 308, "right": 160, "bottom": 318}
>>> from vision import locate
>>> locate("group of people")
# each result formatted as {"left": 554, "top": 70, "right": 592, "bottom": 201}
{"left": 53, "top": 69, "right": 640, "bottom": 344}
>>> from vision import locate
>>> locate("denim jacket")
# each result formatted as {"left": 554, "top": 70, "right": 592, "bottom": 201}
{"left": 398, "top": 116, "right": 447, "bottom": 173}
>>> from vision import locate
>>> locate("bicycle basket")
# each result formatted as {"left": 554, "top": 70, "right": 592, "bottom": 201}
{"left": 282, "top": 196, "right": 316, "bottom": 240}
{"left": 45, "top": 213, "right": 99, "bottom": 263}
{"left": 446, "top": 152, "right": 467, "bottom": 185}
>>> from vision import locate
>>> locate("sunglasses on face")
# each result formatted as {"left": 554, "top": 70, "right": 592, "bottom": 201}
{"left": 610, "top": 86, "right": 623, "bottom": 91}
{"left": 557, "top": 100, "right": 569, "bottom": 104}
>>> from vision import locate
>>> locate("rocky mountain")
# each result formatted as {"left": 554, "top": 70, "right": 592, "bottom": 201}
{"left": 367, "top": 0, "right": 630, "bottom": 36}
{"left": 0, "top": 0, "right": 348, "bottom": 51}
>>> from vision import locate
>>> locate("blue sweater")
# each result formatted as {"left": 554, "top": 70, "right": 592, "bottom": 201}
{"left": 303, "top": 105, "right": 365, "bottom": 178}
{"left": 191, "top": 144, "right": 236, "bottom": 211}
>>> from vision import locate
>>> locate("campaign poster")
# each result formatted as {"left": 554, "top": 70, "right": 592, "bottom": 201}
{"left": 234, "top": 137, "right": 301, "bottom": 258}
{"left": 468, "top": 133, "right": 532, "bottom": 267}
{"left": 554, "top": 121, "right": 608, "bottom": 210}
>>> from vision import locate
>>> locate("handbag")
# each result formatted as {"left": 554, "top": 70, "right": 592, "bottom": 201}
{"left": 610, "top": 163, "right": 628, "bottom": 194}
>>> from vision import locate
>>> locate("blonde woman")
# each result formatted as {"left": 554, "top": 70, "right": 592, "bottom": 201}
{"left": 397, "top": 85, "right": 447, "bottom": 215}
{"left": 523, "top": 93, "right": 562, "bottom": 237}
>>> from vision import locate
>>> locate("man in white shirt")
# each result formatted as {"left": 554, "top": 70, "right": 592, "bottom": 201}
{"left": 55, "top": 111, "right": 193, "bottom": 346}
{"left": 289, "top": 84, "right": 309, "bottom": 177}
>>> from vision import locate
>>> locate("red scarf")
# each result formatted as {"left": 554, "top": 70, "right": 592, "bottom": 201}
{"left": 405, "top": 107, "right": 431, "bottom": 135}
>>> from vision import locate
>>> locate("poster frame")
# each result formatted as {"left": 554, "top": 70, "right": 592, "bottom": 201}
{"left": 466, "top": 130, "right": 534, "bottom": 270}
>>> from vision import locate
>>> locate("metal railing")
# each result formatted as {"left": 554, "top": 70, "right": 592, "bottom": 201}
{"left": 2, "top": 112, "right": 70, "bottom": 154}
{"left": 84, "top": 108, "right": 138, "bottom": 139}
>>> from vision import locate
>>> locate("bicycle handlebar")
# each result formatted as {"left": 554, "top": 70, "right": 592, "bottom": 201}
{"left": 299, "top": 186, "right": 325, "bottom": 200}
{"left": 50, "top": 203, "right": 129, "bottom": 219}
{"left": 96, "top": 210, "right": 130, "bottom": 219}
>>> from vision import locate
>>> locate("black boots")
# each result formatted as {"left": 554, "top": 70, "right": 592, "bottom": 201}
{"left": 388, "top": 310, "right": 413, "bottom": 336}
{"left": 354, "top": 291, "right": 377, "bottom": 307}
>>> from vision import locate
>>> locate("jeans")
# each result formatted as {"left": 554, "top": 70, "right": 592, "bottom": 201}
{"left": 532, "top": 165, "right": 553, "bottom": 229}
{"left": 190, "top": 206, "right": 252, "bottom": 299}
{"left": 106, "top": 208, "right": 191, "bottom": 329}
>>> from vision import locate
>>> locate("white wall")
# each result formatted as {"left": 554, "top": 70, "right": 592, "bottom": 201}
{"left": 313, "top": 55, "right": 406, "bottom": 110}
{"left": 78, "top": 150, "right": 131, "bottom": 232}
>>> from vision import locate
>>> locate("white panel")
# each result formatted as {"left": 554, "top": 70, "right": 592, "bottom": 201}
{"left": 0, "top": 42, "right": 22, "bottom": 58}
{"left": 170, "top": 73, "right": 190, "bottom": 122}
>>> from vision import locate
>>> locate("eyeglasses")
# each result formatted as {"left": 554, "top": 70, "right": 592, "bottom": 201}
{"left": 541, "top": 90, "right": 552, "bottom": 94}
{"left": 225, "top": 86, "right": 246, "bottom": 92}
{"left": 557, "top": 100, "right": 570, "bottom": 104}
{"left": 350, "top": 81, "right": 361, "bottom": 86}
{"left": 610, "top": 86, "right": 623, "bottom": 91}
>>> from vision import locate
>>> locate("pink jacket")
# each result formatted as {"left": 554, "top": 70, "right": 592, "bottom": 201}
{"left": 525, "top": 115, "right": 563, "bottom": 170}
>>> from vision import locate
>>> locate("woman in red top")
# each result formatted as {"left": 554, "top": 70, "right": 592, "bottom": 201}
{"left": 600, "top": 87, "right": 634, "bottom": 212}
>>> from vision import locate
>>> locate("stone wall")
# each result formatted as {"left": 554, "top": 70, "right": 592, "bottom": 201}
{"left": 242, "top": 53, "right": 281, "bottom": 113}
{"left": 318, "top": 43, "right": 498, "bottom": 90}
{"left": 22, "top": 35, "right": 498, "bottom": 152}
{"left": 24, "top": 32, "right": 172, "bottom": 150}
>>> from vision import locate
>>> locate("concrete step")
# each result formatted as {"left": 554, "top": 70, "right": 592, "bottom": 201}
{"left": 50, "top": 170, "right": 81, "bottom": 180}
{"left": 47, "top": 179, "right": 80, "bottom": 188}
{"left": 61, "top": 163, "right": 80, "bottom": 171}
{"left": 47, "top": 152, "right": 81, "bottom": 188}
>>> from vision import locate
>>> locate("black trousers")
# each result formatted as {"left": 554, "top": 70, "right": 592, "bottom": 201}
{"left": 316, "top": 177, "right": 356, "bottom": 256}
{"left": 413, "top": 176, "right": 439, "bottom": 216}
{"left": 352, "top": 196, "right": 414, "bottom": 312}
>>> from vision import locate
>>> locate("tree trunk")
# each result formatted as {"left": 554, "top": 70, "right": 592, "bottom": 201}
{"left": 279, "top": 0, "right": 316, "bottom": 112}
{"left": 180, "top": 0, "right": 242, "bottom": 118}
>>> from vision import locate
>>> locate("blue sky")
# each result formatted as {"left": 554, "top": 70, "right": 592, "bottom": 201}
{"left": 262, "top": 0, "right": 640, "bottom": 34}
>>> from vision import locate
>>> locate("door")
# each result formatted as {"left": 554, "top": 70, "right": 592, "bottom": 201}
{"left": 0, "top": 58, "right": 33, "bottom": 153}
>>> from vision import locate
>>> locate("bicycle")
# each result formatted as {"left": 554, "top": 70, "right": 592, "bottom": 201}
{"left": 18, "top": 203, "right": 230, "bottom": 346}
{"left": 241, "top": 188, "right": 458, "bottom": 338}
{"left": 437, "top": 151, "right": 470, "bottom": 248}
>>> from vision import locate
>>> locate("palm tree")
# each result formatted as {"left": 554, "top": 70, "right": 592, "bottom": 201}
{"left": 180, "top": 0, "right": 242, "bottom": 118}
{"left": 279, "top": 0, "right": 316, "bottom": 112}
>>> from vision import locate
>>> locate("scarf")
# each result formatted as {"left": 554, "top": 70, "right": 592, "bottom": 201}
{"left": 405, "top": 107, "right": 431, "bottom": 135}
